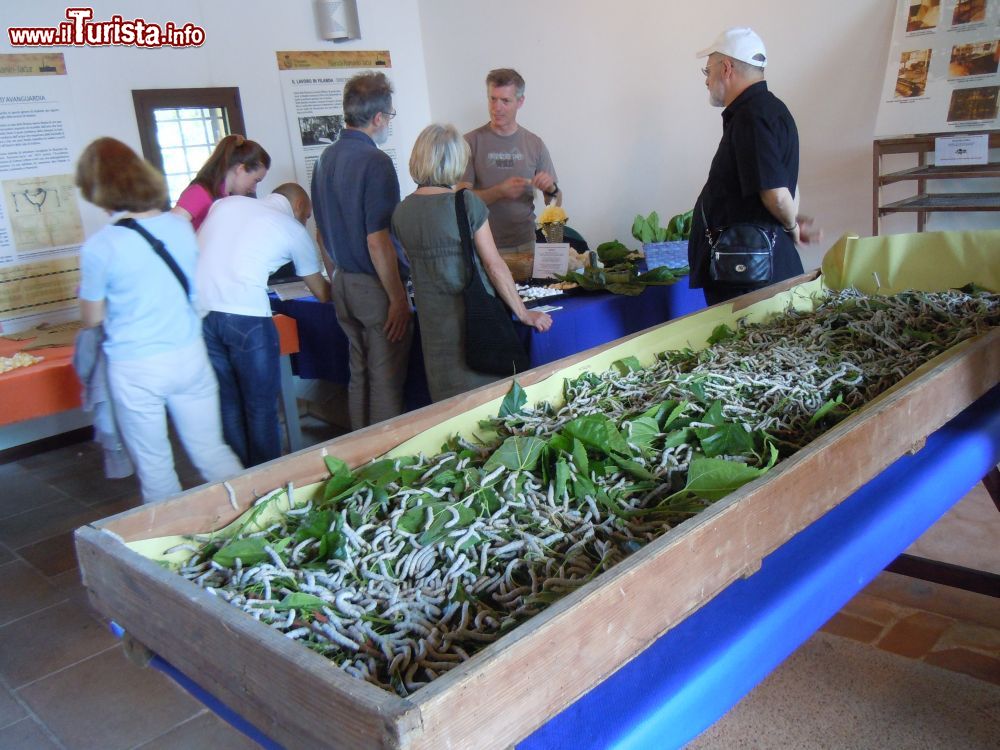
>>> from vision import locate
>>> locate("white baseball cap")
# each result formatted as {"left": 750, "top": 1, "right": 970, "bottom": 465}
{"left": 696, "top": 27, "right": 767, "bottom": 68}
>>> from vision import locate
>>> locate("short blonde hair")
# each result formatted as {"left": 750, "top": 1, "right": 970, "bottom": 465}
{"left": 408, "top": 124, "right": 469, "bottom": 187}
{"left": 75, "top": 137, "right": 166, "bottom": 212}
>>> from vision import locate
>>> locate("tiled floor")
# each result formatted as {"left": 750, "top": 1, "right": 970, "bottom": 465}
{"left": 0, "top": 425, "right": 997, "bottom": 749}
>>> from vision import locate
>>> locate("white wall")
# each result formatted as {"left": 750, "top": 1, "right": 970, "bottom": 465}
{"left": 1, "top": 0, "right": 432, "bottom": 236}
{"left": 417, "top": 0, "right": 900, "bottom": 270}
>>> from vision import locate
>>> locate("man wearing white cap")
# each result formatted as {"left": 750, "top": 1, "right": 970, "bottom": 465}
{"left": 688, "top": 27, "right": 817, "bottom": 305}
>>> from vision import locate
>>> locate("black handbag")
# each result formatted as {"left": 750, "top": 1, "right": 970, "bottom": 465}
{"left": 700, "top": 203, "right": 775, "bottom": 286}
{"left": 454, "top": 189, "right": 529, "bottom": 376}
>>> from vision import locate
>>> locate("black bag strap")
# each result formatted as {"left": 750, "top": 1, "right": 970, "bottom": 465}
{"left": 454, "top": 189, "right": 477, "bottom": 266}
{"left": 114, "top": 217, "right": 190, "bottom": 298}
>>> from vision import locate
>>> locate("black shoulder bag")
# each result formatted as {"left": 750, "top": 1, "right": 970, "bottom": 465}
{"left": 700, "top": 202, "right": 775, "bottom": 286}
{"left": 114, "top": 217, "right": 191, "bottom": 298}
{"left": 454, "top": 190, "right": 529, "bottom": 376}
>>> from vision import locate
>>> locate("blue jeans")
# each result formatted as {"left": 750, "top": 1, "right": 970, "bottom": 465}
{"left": 203, "top": 311, "right": 281, "bottom": 467}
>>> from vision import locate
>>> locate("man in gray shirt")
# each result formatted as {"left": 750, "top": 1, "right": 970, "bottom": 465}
{"left": 459, "top": 68, "right": 561, "bottom": 254}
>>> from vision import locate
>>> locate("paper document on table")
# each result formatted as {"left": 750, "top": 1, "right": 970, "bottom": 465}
{"left": 270, "top": 281, "right": 314, "bottom": 300}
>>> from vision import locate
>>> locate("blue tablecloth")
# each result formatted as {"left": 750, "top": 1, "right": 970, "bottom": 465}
{"left": 122, "top": 385, "right": 1000, "bottom": 749}
{"left": 269, "top": 277, "right": 706, "bottom": 409}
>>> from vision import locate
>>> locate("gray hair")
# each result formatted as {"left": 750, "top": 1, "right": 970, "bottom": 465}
{"left": 724, "top": 54, "right": 766, "bottom": 79}
{"left": 486, "top": 68, "right": 525, "bottom": 98}
{"left": 409, "top": 124, "right": 470, "bottom": 186}
{"left": 343, "top": 72, "right": 393, "bottom": 127}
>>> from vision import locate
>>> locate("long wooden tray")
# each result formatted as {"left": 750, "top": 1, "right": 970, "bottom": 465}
{"left": 76, "top": 271, "right": 1000, "bottom": 749}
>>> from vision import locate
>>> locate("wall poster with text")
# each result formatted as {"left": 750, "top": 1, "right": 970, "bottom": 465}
{"left": 276, "top": 50, "right": 398, "bottom": 190}
{"left": 876, "top": 0, "right": 1000, "bottom": 136}
{"left": 0, "top": 53, "right": 83, "bottom": 333}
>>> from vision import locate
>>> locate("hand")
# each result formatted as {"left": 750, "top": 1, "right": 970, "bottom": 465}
{"left": 497, "top": 176, "right": 531, "bottom": 200}
{"left": 531, "top": 172, "right": 556, "bottom": 195}
{"left": 382, "top": 297, "right": 412, "bottom": 343}
{"left": 520, "top": 310, "right": 553, "bottom": 332}
{"left": 796, "top": 215, "right": 823, "bottom": 246}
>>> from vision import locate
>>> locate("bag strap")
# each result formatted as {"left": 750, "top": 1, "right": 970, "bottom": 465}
{"left": 454, "top": 189, "right": 476, "bottom": 264}
{"left": 114, "top": 217, "right": 190, "bottom": 298}
{"left": 454, "top": 189, "right": 484, "bottom": 293}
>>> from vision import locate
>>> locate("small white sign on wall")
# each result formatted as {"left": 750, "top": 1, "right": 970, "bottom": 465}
{"left": 934, "top": 133, "right": 989, "bottom": 165}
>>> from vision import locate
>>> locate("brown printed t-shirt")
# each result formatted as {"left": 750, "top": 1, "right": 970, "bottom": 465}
{"left": 461, "top": 124, "right": 556, "bottom": 248}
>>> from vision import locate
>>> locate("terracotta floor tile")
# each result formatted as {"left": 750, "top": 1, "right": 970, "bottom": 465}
{"left": 922, "top": 648, "right": 1000, "bottom": 686}
{"left": 0, "top": 561, "right": 67, "bottom": 627}
{"left": 135, "top": 710, "right": 263, "bottom": 750}
{"left": 16, "top": 531, "right": 77, "bottom": 578}
{"left": 863, "top": 572, "right": 1000, "bottom": 629}
{"left": 17, "top": 647, "right": 201, "bottom": 750}
{"left": 0, "top": 599, "right": 118, "bottom": 688}
{"left": 0, "top": 686, "right": 26, "bottom": 729}
{"left": 0, "top": 717, "right": 61, "bottom": 749}
{"left": 837, "top": 592, "right": 908, "bottom": 627}
{"left": 934, "top": 620, "right": 1000, "bottom": 656}
{"left": 877, "top": 611, "right": 954, "bottom": 658}
{"left": 820, "top": 612, "right": 885, "bottom": 643}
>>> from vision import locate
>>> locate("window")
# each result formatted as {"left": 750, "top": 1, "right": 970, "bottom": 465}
{"left": 132, "top": 88, "right": 247, "bottom": 205}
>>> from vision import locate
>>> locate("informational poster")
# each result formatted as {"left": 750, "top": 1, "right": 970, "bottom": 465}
{"left": 276, "top": 50, "right": 399, "bottom": 189}
{"left": 0, "top": 53, "right": 83, "bottom": 333}
{"left": 875, "top": 0, "right": 1000, "bottom": 136}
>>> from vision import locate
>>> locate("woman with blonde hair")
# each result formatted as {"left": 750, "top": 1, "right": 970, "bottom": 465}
{"left": 76, "top": 137, "right": 242, "bottom": 502}
{"left": 172, "top": 133, "right": 271, "bottom": 229}
{"left": 392, "top": 123, "right": 552, "bottom": 402}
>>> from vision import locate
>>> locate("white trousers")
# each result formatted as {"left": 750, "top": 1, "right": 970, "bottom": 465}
{"left": 107, "top": 339, "right": 243, "bottom": 503}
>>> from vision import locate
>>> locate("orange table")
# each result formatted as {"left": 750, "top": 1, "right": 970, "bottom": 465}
{"left": 0, "top": 314, "right": 301, "bottom": 450}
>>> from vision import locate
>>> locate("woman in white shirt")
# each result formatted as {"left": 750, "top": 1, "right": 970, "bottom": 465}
{"left": 75, "top": 137, "right": 242, "bottom": 502}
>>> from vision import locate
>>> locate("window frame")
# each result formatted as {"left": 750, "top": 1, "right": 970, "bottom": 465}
{"left": 132, "top": 87, "right": 247, "bottom": 176}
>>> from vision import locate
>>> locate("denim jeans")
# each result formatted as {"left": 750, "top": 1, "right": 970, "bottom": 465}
{"left": 202, "top": 311, "right": 281, "bottom": 467}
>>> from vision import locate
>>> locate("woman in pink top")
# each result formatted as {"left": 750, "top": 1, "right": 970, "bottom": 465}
{"left": 172, "top": 134, "right": 271, "bottom": 229}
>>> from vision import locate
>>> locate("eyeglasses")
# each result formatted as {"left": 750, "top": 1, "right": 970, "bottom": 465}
{"left": 701, "top": 61, "right": 721, "bottom": 77}
{"left": 382, "top": 110, "right": 397, "bottom": 120}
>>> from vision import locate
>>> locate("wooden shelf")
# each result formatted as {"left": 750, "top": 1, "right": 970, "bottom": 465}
{"left": 880, "top": 163, "right": 1000, "bottom": 185}
{"left": 880, "top": 192, "right": 1000, "bottom": 213}
{"left": 874, "top": 131, "right": 1000, "bottom": 234}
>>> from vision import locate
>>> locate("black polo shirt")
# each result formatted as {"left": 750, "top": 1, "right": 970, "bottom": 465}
{"left": 687, "top": 80, "right": 803, "bottom": 290}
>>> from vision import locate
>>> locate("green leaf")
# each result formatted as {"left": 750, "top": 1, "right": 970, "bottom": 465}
{"left": 275, "top": 593, "right": 327, "bottom": 612}
{"left": 212, "top": 538, "right": 270, "bottom": 567}
{"left": 499, "top": 379, "right": 528, "bottom": 417}
{"left": 638, "top": 266, "right": 678, "bottom": 284}
{"left": 612, "top": 356, "right": 642, "bottom": 375}
{"left": 427, "top": 469, "right": 460, "bottom": 490}
{"left": 624, "top": 416, "right": 661, "bottom": 450}
{"left": 676, "top": 457, "right": 765, "bottom": 502}
{"left": 295, "top": 510, "right": 334, "bottom": 542}
{"left": 417, "top": 503, "right": 477, "bottom": 546}
{"left": 697, "top": 423, "right": 756, "bottom": 458}
{"left": 548, "top": 432, "right": 572, "bottom": 455}
{"left": 355, "top": 459, "right": 399, "bottom": 486}
{"left": 610, "top": 454, "right": 655, "bottom": 480}
{"left": 606, "top": 282, "right": 645, "bottom": 296}
{"left": 483, "top": 436, "right": 546, "bottom": 472}
{"left": 631, "top": 215, "right": 645, "bottom": 242}
{"left": 662, "top": 401, "right": 689, "bottom": 430}
{"left": 707, "top": 324, "right": 736, "bottom": 345}
{"left": 323, "top": 455, "right": 354, "bottom": 501}
{"left": 554, "top": 458, "right": 570, "bottom": 500}
{"left": 698, "top": 400, "right": 726, "bottom": 427}
{"left": 397, "top": 506, "right": 426, "bottom": 534}
{"left": 597, "top": 242, "right": 631, "bottom": 265}
{"left": 571, "top": 438, "right": 590, "bottom": 475}
{"left": 807, "top": 394, "right": 851, "bottom": 427}
{"left": 662, "top": 428, "right": 692, "bottom": 449}
{"left": 563, "top": 415, "right": 630, "bottom": 457}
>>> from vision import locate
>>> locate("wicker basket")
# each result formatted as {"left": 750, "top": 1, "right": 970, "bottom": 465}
{"left": 541, "top": 222, "right": 565, "bottom": 243}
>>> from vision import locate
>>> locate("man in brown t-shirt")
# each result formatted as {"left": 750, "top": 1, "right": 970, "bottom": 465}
{"left": 458, "top": 68, "right": 562, "bottom": 254}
